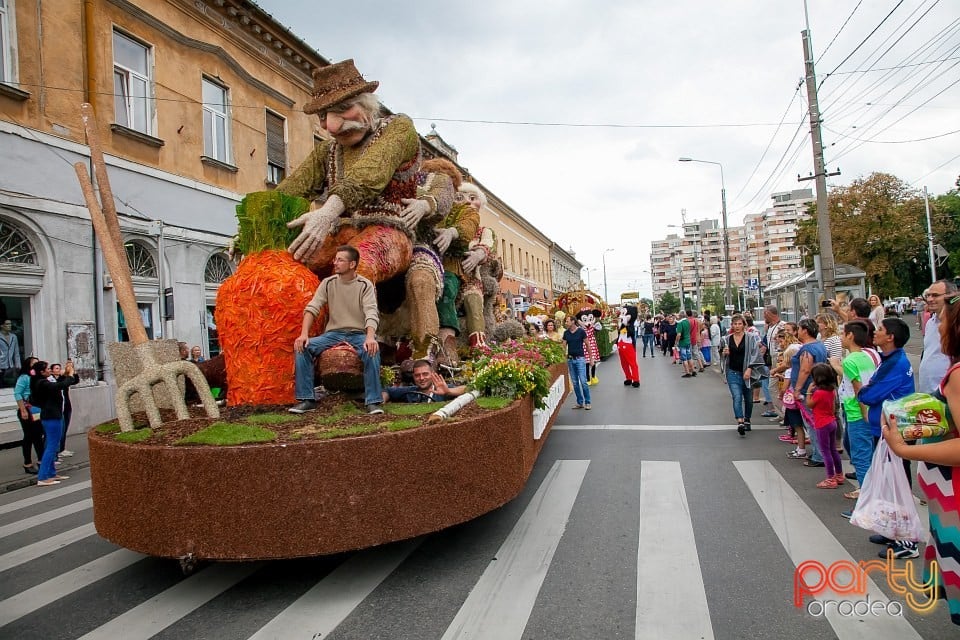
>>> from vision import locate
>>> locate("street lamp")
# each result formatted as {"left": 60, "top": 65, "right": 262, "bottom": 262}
{"left": 602, "top": 248, "right": 614, "bottom": 303}
{"left": 679, "top": 157, "right": 731, "bottom": 311}
{"left": 581, "top": 266, "right": 598, "bottom": 290}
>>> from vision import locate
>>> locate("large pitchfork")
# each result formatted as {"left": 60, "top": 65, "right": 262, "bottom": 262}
{"left": 74, "top": 103, "right": 220, "bottom": 432}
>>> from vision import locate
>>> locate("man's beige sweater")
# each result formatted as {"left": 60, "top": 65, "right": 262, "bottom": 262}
{"left": 304, "top": 274, "right": 379, "bottom": 332}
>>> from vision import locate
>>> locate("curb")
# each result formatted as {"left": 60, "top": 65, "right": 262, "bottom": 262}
{"left": 0, "top": 460, "right": 91, "bottom": 495}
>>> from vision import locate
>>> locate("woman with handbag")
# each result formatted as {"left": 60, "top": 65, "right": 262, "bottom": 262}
{"left": 721, "top": 314, "right": 765, "bottom": 436}
{"left": 14, "top": 357, "right": 42, "bottom": 474}
{"left": 884, "top": 293, "right": 960, "bottom": 627}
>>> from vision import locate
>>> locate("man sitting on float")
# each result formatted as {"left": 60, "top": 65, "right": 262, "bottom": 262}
{"left": 383, "top": 359, "right": 467, "bottom": 404}
{"left": 290, "top": 245, "right": 384, "bottom": 415}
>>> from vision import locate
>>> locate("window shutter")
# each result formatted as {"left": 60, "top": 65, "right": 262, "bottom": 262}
{"left": 265, "top": 111, "right": 286, "bottom": 166}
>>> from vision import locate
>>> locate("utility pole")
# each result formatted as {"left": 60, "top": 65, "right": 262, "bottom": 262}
{"left": 799, "top": 13, "right": 838, "bottom": 300}
{"left": 924, "top": 186, "right": 937, "bottom": 283}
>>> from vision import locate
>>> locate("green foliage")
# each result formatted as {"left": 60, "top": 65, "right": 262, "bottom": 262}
{"left": 245, "top": 413, "right": 300, "bottom": 425}
{"left": 476, "top": 396, "right": 512, "bottom": 410}
{"left": 798, "top": 173, "right": 957, "bottom": 296}
{"left": 316, "top": 424, "right": 379, "bottom": 439}
{"left": 380, "top": 366, "right": 397, "bottom": 389}
{"left": 385, "top": 402, "right": 448, "bottom": 415}
{"left": 235, "top": 191, "right": 310, "bottom": 254}
{"left": 658, "top": 291, "right": 681, "bottom": 314}
{"left": 385, "top": 419, "right": 420, "bottom": 432}
{"left": 115, "top": 428, "right": 152, "bottom": 443}
{"left": 594, "top": 322, "right": 613, "bottom": 357}
{"left": 316, "top": 403, "right": 363, "bottom": 424}
{"left": 175, "top": 422, "right": 277, "bottom": 445}
{"left": 470, "top": 358, "right": 552, "bottom": 409}
{"left": 96, "top": 422, "right": 121, "bottom": 434}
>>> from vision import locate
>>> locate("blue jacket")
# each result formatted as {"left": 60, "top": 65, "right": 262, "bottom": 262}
{"left": 857, "top": 347, "right": 915, "bottom": 436}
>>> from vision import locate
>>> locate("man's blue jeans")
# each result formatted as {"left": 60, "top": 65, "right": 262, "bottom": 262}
{"left": 295, "top": 330, "right": 382, "bottom": 406}
{"left": 567, "top": 357, "right": 591, "bottom": 406}
{"left": 725, "top": 369, "right": 753, "bottom": 421}
{"left": 846, "top": 418, "right": 874, "bottom": 486}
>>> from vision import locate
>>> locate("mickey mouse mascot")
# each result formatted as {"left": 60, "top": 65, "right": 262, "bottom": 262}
{"left": 575, "top": 307, "right": 602, "bottom": 385}
{"left": 617, "top": 305, "right": 640, "bottom": 387}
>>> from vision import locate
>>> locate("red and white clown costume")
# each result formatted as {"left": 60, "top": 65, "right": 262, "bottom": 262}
{"left": 617, "top": 305, "right": 640, "bottom": 387}
{"left": 576, "top": 307, "right": 602, "bottom": 385}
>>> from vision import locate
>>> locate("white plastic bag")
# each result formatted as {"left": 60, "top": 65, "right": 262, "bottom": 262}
{"left": 849, "top": 440, "right": 924, "bottom": 541}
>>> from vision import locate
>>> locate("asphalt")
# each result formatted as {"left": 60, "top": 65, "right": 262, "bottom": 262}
{"left": 0, "top": 430, "right": 91, "bottom": 494}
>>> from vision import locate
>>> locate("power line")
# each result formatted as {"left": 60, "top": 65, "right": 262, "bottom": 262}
{"left": 822, "top": 123, "right": 960, "bottom": 143}
{"left": 816, "top": 0, "right": 864, "bottom": 64}
{"left": 909, "top": 151, "right": 960, "bottom": 186}
{"left": 823, "top": 0, "right": 905, "bottom": 80}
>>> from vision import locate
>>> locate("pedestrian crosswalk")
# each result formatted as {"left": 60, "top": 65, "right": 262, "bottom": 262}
{"left": 0, "top": 456, "right": 948, "bottom": 639}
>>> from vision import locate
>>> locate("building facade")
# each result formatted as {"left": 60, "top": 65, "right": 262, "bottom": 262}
{"left": 0, "top": 0, "right": 326, "bottom": 439}
{"left": 549, "top": 245, "right": 582, "bottom": 298}
{"left": 649, "top": 189, "right": 812, "bottom": 309}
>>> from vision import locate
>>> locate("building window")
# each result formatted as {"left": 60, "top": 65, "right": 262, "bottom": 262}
{"left": 124, "top": 241, "right": 156, "bottom": 278}
{"left": 265, "top": 110, "right": 286, "bottom": 185}
{"left": 112, "top": 30, "right": 153, "bottom": 134}
{"left": 117, "top": 303, "right": 154, "bottom": 342}
{"left": 0, "top": 219, "right": 37, "bottom": 264}
{"left": 0, "top": 0, "right": 14, "bottom": 84}
{"left": 202, "top": 77, "right": 231, "bottom": 163}
{"left": 204, "top": 253, "right": 233, "bottom": 284}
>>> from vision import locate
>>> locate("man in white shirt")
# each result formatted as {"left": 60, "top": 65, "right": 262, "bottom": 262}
{"left": 918, "top": 279, "right": 957, "bottom": 394}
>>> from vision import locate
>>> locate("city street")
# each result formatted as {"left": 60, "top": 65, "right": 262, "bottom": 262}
{"left": 0, "top": 343, "right": 955, "bottom": 639}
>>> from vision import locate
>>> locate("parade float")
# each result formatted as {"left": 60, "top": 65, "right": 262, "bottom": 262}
{"left": 77, "top": 105, "right": 568, "bottom": 568}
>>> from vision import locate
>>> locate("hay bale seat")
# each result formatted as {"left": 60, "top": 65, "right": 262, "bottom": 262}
{"left": 87, "top": 364, "right": 568, "bottom": 561}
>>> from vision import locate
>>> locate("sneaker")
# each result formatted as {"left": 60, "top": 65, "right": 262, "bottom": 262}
{"left": 761, "top": 411, "right": 778, "bottom": 418}
{"left": 59, "top": 450, "right": 74, "bottom": 457}
{"left": 681, "top": 373, "right": 692, "bottom": 378}
{"left": 36, "top": 479, "right": 60, "bottom": 486}
{"left": 742, "top": 422, "right": 751, "bottom": 432}
{"left": 288, "top": 400, "right": 318, "bottom": 414}
{"left": 737, "top": 423, "right": 745, "bottom": 436}
{"left": 584, "top": 404, "right": 591, "bottom": 410}
{"left": 869, "top": 534, "right": 894, "bottom": 545}
{"left": 840, "top": 510, "right": 852, "bottom": 519}
{"left": 844, "top": 472, "right": 857, "bottom": 480}
{"left": 786, "top": 449, "right": 806, "bottom": 459}
{"left": 572, "top": 404, "right": 584, "bottom": 410}
{"left": 589, "top": 377, "right": 599, "bottom": 385}
{"left": 778, "top": 434, "right": 796, "bottom": 443}
{"left": 882, "top": 541, "right": 919, "bottom": 559}
{"left": 367, "top": 405, "right": 385, "bottom": 415}
{"left": 691, "top": 372, "right": 697, "bottom": 377}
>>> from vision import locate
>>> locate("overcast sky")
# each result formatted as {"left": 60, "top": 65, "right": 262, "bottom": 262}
{"left": 254, "top": 0, "right": 960, "bottom": 302}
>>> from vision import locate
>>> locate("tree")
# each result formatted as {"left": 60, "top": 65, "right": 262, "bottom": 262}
{"left": 657, "top": 291, "right": 680, "bottom": 315}
{"left": 795, "top": 172, "right": 955, "bottom": 296}
{"left": 700, "top": 285, "right": 725, "bottom": 313}
{"left": 639, "top": 297, "right": 654, "bottom": 314}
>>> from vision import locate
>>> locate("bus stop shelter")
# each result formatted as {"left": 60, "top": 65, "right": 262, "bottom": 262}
{"left": 763, "top": 263, "right": 867, "bottom": 322}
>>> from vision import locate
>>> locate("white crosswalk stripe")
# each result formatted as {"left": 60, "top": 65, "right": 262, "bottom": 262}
{"left": 0, "top": 480, "right": 92, "bottom": 515}
{"left": 0, "top": 458, "right": 941, "bottom": 638}
{"left": 734, "top": 460, "right": 923, "bottom": 640}
{"left": 636, "top": 461, "right": 714, "bottom": 639}
{"left": 441, "top": 459, "right": 590, "bottom": 640}
{"left": 77, "top": 562, "right": 263, "bottom": 640}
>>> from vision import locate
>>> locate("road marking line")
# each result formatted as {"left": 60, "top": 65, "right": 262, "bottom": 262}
{"left": 441, "top": 459, "right": 590, "bottom": 640}
{"left": 0, "top": 548, "right": 143, "bottom": 627}
{"left": 77, "top": 562, "right": 262, "bottom": 640}
{"left": 554, "top": 424, "right": 781, "bottom": 431}
{"left": 247, "top": 539, "right": 421, "bottom": 640}
{"left": 0, "top": 499, "right": 92, "bottom": 539}
{"left": 0, "top": 480, "right": 91, "bottom": 515}
{"left": 734, "top": 460, "right": 923, "bottom": 639}
{"left": 636, "top": 461, "right": 714, "bottom": 639}
{"left": 0, "top": 522, "right": 96, "bottom": 573}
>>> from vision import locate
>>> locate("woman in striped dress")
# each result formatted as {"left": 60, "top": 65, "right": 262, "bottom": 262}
{"left": 884, "top": 293, "right": 960, "bottom": 626}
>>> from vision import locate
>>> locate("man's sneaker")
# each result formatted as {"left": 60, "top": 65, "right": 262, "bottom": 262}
{"left": 840, "top": 510, "right": 852, "bottom": 519}
{"left": 869, "top": 534, "right": 894, "bottom": 545}
{"left": 786, "top": 449, "right": 806, "bottom": 459}
{"left": 367, "top": 405, "right": 385, "bottom": 415}
{"left": 584, "top": 404, "right": 592, "bottom": 410}
{"left": 288, "top": 400, "right": 318, "bottom": 414}
{"left": 59, "top": 450, "right": 74, "bottom": 457}
{"left": 761, "top": 411, "right": 778, "bottom": 418}
{"left": 882, "top": 541, "right": 919, "bottom": 559}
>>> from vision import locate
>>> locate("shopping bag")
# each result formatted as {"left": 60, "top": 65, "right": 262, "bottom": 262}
{"left": 849, "top": 440, "right": 924, "bottom": 541}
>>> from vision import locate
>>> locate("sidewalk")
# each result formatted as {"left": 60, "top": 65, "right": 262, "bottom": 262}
{"left": 0, "top": 431, "right": 91, "bottom": 493}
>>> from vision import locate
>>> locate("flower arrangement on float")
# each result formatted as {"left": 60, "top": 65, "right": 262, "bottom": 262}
{"left": 465, "top": 337, "right": 564, "bottom": 409}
